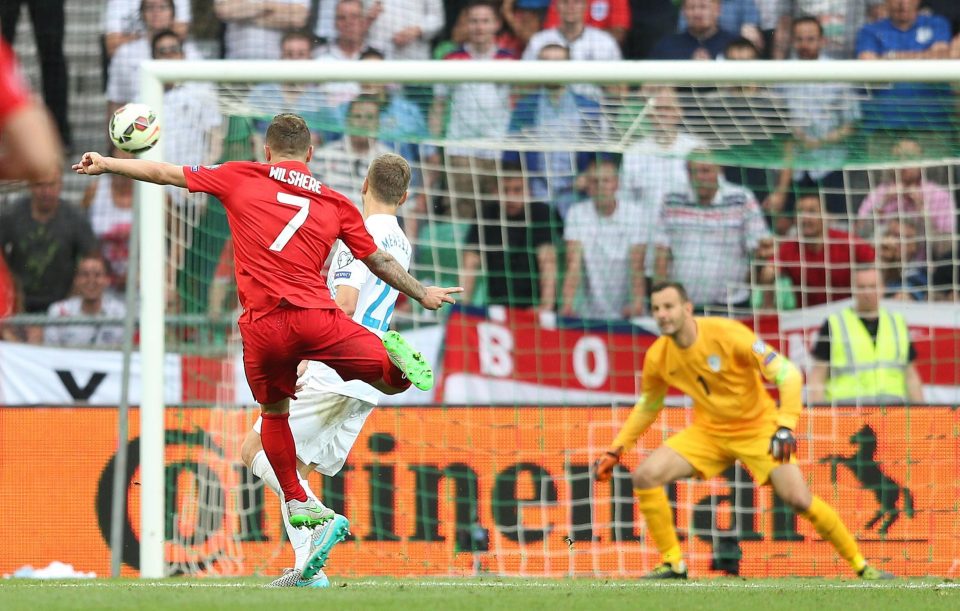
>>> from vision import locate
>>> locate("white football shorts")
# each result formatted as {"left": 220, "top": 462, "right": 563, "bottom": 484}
{"left": 253, "top": 386, "right": 374, "bottom": 476}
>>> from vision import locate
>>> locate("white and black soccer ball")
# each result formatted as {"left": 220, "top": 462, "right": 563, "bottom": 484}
{"left": 109, "top": 103, "right": 161, "bottom": 154}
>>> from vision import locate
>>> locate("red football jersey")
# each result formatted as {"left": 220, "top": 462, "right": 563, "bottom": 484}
{"left": 774, "top": 228, "right": 876, "bottom": 307}
{"left": 184, "top": 160, "right": 377, "bottom": 321}
{"left": 0, "top": 39, "right": 31, "bottom": 133}
{"left": 543, "top": 0, "right": 631, "bottom": 31}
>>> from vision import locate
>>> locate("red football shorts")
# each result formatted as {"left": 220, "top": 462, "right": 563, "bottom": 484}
{"left": 238, "top": 304, "right": 392, "bottom": 404}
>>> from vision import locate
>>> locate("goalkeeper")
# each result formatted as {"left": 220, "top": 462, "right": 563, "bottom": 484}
{"left": 595, "top": 281, "right": 893, "bottom": 580}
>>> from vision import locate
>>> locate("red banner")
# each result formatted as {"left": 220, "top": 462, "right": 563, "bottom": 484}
{"left": 440, "top": 303, "right": 960, "bottom": 405}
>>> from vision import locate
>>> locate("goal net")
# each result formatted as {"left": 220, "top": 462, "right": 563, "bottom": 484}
{"left": 132, "top": 60, "right": 960, "bottom": 579}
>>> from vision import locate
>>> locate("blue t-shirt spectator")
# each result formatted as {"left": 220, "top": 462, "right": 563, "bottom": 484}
{"left": 336, "top": 93, "right": 428, "bottom": 163}
{"left": 855, "top": 14, "right": 954, "bottom": 131}
{"left": 506, "top": 89, "right": 605, "bottom": 217}
{"left": 677, "top": 0, "right": 759, "bottom": 37}
{"left": 649, "top": 28, "right": 739, "bottom": 60}
{"left": 330, "top": 92, "right": 430, "bottom": 192}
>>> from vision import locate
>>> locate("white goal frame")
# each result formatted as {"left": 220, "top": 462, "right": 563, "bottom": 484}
{"left": 136, "top": 58, "right": 960, "bottom": 578}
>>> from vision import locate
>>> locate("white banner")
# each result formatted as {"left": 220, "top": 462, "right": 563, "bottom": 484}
{"left": 0, "top": 341, "right": 182, "bottom": 405}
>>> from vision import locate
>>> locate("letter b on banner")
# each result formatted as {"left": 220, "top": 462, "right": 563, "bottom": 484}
{"left": 478, "top": 323, "right": 514, "bottom": 377}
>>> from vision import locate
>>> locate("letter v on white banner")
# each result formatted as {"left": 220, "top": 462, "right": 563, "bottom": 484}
{"left": 56, "top": 370, "right": 108, "bottom": 401}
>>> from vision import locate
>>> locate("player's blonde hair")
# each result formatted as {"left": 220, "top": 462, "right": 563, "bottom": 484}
{"left": 366, "top": 153, "right": 411, "bottom": 205}
{"left": 265, "top": 113, "right": 311, "bottom": 158}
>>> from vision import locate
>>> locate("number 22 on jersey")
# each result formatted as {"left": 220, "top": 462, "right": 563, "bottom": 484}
{"left": 362, "top": 279, "right": 397, "bottom": 332}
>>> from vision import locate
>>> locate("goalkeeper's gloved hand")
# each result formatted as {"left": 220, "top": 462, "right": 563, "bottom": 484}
{"left": 594, "top": 450, "right": 621, "bottom": 482}
{"left": 769, "top": 427, "right": 797, "bottom": 462}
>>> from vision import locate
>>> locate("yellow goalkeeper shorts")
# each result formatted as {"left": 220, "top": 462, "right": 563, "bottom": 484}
{"left": 664, "top": 423, "right": 796, "bottom": 485}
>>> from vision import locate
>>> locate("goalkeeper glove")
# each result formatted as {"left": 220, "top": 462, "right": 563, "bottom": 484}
{"left": 769, "top": 427, "right": 797, "bottom": 462}
{"left": 594, "top": 450, "right": 621, "bottom": 482}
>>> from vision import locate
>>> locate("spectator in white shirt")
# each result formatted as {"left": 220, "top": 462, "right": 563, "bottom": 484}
{"left": 215, "top": 0, "right": 310, "bottom": 59}
{"left": 562, "top": 156, "right": 647, "bottom": 319}
{"left": 103, "top": 0, "right": 192, "bottom": 59}
{"left": 106, "top": 0, "right": 203, "bottom": 116}
{"left": 431, "top": 0, "right": 517, "bottom": 220}
{"left": 44, "top": 255, "right": 127, "bottom": 348}
{"left": 315, "top": 0, "right": 373, "bottom": 109}
{"left": 654, "top": 156, "right": 773, "bottom": 310}
{"left": 365, "top": 0, "right": 445, "bottom": 59}
{"left": 81, "top": 147, "right": 136, "bottom": 292}
{"left": 621, "top": 85, "right": 705, "bottom": 278}
{"left": 522, "top": 0, "right": 622, "bottom": 61}
{"left": 152, "top": 31, "right": 223, "bottom": 208}
{"left": 316, "top": 0, "right": 370, "bottom": 61}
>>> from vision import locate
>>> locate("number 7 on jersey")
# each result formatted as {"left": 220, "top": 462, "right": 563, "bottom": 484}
{"left": 269, "top": 192, "right": 311, "bottom": 252}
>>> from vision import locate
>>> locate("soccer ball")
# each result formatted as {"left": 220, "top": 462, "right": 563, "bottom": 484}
{"left": 109, "top": 103, "right": 161, "bottom": 154}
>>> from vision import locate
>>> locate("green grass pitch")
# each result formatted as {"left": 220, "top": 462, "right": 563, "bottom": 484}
{"left": 1, "top": 578, "right": 958, "bottom": 611}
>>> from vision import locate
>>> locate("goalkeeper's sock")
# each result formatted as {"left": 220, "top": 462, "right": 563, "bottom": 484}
{"left": 635, "top": 487, "right": 683, "bottom": 566}
{"left": 260, "top": 413, "right": 308, "bottom": 502}
{"left": 801, "top": 495, "right": 866, "bottom": 572}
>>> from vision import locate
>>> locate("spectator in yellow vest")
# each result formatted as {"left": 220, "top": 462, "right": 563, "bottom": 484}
{"left": 808, "top": 267, "right": 924, "bottom": 405}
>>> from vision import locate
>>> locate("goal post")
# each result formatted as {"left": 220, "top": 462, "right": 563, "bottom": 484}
{"left": 138, "top": 67, "right": 167, "bottom": 579}
{"left": 135, "top": 59, "right": 960, "bottom": 578}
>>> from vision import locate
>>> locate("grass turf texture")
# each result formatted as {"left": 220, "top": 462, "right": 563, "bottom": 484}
{"left": 1, "top": 578, "right": 958, "bottom": 611}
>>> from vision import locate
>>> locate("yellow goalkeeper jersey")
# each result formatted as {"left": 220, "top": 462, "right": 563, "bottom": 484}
{"left": 612, "top": 317, "right": 802, "bottom": 450}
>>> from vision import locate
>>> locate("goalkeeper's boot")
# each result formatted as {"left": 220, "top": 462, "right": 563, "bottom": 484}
{"left": 266, "top": 567, "right": 329, "bottom": 588}
{"left": 858, "top": 565, "right": 895, "bottom": 580}
{"left": 302, "top": 514, "right": 351, "bottom": 580}
{"left": 286, "top": 497, "right": 334, "bottom": 529}
{"left": 642, "top": 561, "right": 688, "bottom": 580}
{"left": 383, "top": 330, "right": 434, "bottom": 391}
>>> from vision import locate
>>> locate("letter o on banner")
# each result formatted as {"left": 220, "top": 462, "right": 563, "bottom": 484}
{"left": 573, "top": 335, "right": 608, "bottom": 389}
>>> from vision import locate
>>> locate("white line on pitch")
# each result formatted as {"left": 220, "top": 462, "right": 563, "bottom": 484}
{"left": 2, "top": 580, "right": 957, "bottom": 590}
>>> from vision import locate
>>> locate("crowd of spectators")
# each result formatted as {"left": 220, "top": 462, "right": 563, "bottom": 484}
{"left": 2, "top": 0, "right": 960, "bottom": 349}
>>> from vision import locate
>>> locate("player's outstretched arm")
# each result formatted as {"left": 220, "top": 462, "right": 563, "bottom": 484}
{"left": 361, "top": 248, "right": 462, "bottom": 310}
{"left": 72, "top": 152, "right": 187, "bottom": 188}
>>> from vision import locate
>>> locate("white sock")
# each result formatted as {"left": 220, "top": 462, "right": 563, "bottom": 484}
{"left": 299, "top": 475, "right": 319, "bottom": 502}
{"left": 251, "top": 450, "right": 319, "bottom": 570}
{"left": 280, "top": 497, "right": 312, "bottom": 570}
{"left": 250, "top": 450, "right": 283, "bottom": 499}
{"left": 251, "top": 450, "right": 320, "bottom": 502}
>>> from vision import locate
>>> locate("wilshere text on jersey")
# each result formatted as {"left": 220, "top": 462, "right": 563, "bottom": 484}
{"left": 269, "top": 165, "right": 323, "bottom": 194}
